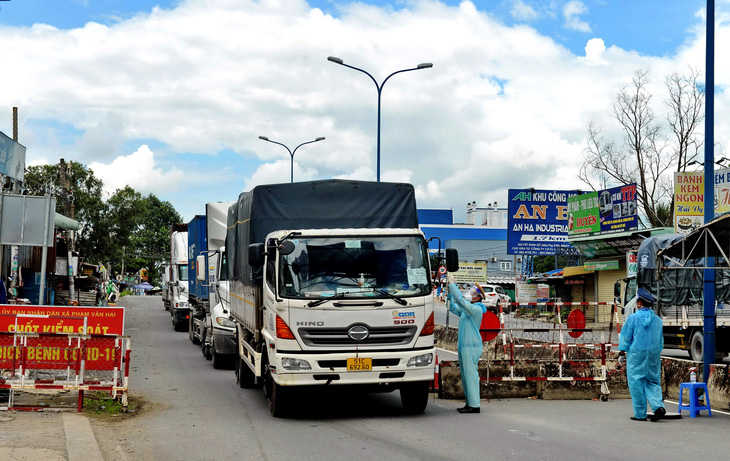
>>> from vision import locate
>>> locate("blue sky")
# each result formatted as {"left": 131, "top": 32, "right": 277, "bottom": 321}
{"left": 0, "top": 0, "right": 725, "bottom": 223}
{"left": 1, "top": 0, "right": 706, "bottom": 56}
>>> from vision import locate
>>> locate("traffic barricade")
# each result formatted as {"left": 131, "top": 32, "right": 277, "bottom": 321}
{"left": 0, "top": 305, "right": 129, "bottom": 412}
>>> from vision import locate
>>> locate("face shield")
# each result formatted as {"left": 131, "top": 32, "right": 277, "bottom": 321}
{"left": 466, "top": 286, "right": 484, "bottom": 302}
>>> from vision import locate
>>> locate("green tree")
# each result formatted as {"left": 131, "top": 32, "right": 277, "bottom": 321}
{"left": 579, "top": 69, "right": 705, "bottom": 228}
{"left": 24, "top": 160, "right": 106, "bottom": 258}
{"left": 129, "top": 195, "right": 182, "bottom": 286}
{"left": 23, "top": 161, "right": 184, "bottom": 284}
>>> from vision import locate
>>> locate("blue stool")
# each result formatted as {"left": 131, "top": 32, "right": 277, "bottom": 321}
{"left": 678, "top": 382, "right": 712, "bottom": 417}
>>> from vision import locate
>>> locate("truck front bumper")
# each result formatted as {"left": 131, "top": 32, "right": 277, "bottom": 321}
{"left": 270, "top": 348, "right": 435, "bottom": 387}
{"left": 172, "top": 308, "right": 190, "bottom": 325}
{"left": 212, "top": 328, "right": 236, "bottom": 355}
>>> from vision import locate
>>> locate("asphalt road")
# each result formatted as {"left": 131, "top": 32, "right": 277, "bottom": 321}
{"left": 87, "top": 296, "right": 729, "bottom": 461}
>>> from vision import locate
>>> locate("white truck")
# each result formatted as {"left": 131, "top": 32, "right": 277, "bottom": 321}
{"left": 615, "top": 233, "right": 730, "bottom": 361}
{"left": 169, "top": 225, "right": 190, "bottom": 332}
{"left": 226, "top": 180, "right": 458, "bottom": 417}
{"left": 187, "top": 201, "right": 237, "bottom": 369}
{"left": 161, "top": 264, "right": 171, "bottom": 311}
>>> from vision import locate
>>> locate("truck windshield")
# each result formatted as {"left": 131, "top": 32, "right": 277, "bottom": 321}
{"left": 278, "top": 235, "right": 431, "bottom": 299}
{"left": 178, "top": 264, "right": 189, "bottom": 281}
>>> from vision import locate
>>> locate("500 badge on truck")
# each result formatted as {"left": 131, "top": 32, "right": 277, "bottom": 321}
{"left": 392, "top": 311, "right": 415, "bottom": 325}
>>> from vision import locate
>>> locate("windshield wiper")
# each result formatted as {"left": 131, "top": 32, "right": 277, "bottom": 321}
{"left": 307, "top": 292, "right": 346, "bottom": 307}
{"left": 372, "top": 288, "right": 407, "bottom": 306}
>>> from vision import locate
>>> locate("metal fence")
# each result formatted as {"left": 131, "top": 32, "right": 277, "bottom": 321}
{"left": 0, "top": 331, "right": 130, "bottom": 411}
{"left": 477, "top": 302, "right": 622, "bottom": 390}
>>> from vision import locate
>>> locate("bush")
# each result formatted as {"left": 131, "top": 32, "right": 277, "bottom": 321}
{"left": 119, "top": 289, "right": 133, "bottom": 298}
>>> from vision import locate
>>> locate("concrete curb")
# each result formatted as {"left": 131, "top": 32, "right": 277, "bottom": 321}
{"left": 63, "top": 412, "right": 104, "bottom": 461}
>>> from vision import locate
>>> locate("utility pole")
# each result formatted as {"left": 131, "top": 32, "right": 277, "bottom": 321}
{"left": 60, "top": 159, "right": 76, "bottom": 303}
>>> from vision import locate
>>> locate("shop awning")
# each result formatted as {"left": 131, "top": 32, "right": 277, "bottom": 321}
{"left": 569, "top": 227, "right": 673, "bottom": 258}
{"left": 563, "top": 265, "right": 594, "bottom": 277}
{"left": 54, "top": 212, "right": 81, "bottom": 231}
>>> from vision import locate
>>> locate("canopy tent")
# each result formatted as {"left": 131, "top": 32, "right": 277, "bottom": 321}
{"left": 133, "top": 282, "right": 154, "bottom": 290}
{"left": 657, "top": 213, "right": 730, "bottom": 265}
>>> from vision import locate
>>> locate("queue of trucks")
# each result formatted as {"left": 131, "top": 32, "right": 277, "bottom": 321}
{"left": 162, "top": 179, "right": 458, "bottom": 417}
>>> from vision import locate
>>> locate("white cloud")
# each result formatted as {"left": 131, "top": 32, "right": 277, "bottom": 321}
{"left": 583, "top": 38, "right": 607, "bottom": 65}
{"left": 89, "top": 145, "right": 185, "bottom": 198}
{"left": 1, "top": 0, "right": 727, "bottom": 223}
{"left": 563, "top": 0, "right": 591, "bottom": 32}
{"left": 510, "top": 0, "right": 540, "bottom": 21}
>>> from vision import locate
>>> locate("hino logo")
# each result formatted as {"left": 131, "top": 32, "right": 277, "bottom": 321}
{"left": 296, "top": 321, "right": 325, "bottom": 327}
{"left": 348, "top": 325, "right": 369, "bottom": 341}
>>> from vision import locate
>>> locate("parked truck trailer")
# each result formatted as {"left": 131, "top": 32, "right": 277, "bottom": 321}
{"left": 615, "top": 233, "right": 730, "bottom": 361}
{"left": 187, "top": 202, "right": 236, "bottom": 368}
{"left": 169, "top": 224, "right": 190, "bottom": 332}
{"left": 226, "top": 180, "right": 457, "bottom": 417}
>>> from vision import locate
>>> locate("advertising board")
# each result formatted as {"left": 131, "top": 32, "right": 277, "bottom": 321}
{"left": 674, "top": 169, "right": 730, "bottom": 234}
{"left": 508, "top": 189, "right": 579, "bottom": 255}
{"left": 567, "top": 184, "right": 638, "bottom": 237}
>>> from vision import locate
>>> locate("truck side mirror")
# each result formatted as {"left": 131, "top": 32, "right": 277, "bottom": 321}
{"left": 279, "top": 240, "right": 295, "bottom": 255}
{"left": 249, "top": 243, "right": 265, "bottom": 267}
{"left": 196, "top": 254, "right": 206, "bottom": 281}
{"left": 445, "top": 248, "right": 459, "bottom": 272}
{"left": 613, "top": 281, "right": 621, "bottom": 305}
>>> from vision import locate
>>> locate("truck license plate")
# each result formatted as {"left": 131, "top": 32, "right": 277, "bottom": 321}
{"left": 347, "top": 357, "right": 372, "bottom": 371}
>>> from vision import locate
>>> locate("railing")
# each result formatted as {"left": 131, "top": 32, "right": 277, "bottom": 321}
{"left": 0, "top": 331, "right": 130, "bottom": 411}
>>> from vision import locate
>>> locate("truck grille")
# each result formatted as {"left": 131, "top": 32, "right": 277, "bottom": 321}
{"left": 298, "top": 325, "right": 417, "bottom": 347}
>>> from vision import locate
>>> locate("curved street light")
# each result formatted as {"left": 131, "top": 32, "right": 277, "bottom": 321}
{"left": 327, "top": 56, "right": 433, "bottom": 182}
{"left": 258, "top": 136, "right": 325, "bottom": 183}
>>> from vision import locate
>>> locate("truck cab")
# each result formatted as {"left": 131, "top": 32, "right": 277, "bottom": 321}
{"left": 236, "top": 228, "right": 450, "bottom": 416}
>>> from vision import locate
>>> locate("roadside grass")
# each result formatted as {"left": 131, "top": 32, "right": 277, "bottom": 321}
{"left": 83, "top": 391, "right": 140, "bottom": 417}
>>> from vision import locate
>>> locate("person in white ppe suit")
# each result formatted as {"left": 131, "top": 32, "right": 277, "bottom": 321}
{"left": 446, "top": 274, "right": 487, "bottom": 414}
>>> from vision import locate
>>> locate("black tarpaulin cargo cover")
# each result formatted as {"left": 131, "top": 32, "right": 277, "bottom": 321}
{"left": 226, "top": 180, "right": 418, "bottom": 283}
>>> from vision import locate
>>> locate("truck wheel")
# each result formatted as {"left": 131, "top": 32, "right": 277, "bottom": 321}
{"left": 236, "top": 356, "right": 256, "bottom": 388}
{"left": 212, "top": 347, "right": 223, "bottom": 369}
{"left": 262, "top": 354, "right": 290, "bottom": 417}
{"left": 400, "top": 381, "right": 429, "bottom": 414}
{"left": 189, "top": 316, "right": 200, "bottom": 345}
{"left": 201, "top": 329, "right": 212, "bottom": 360}
{"left": 690, "top": 331, "right": 703, "bottom": 362}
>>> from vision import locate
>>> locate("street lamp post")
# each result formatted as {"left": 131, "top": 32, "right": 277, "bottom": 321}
{"left": 327, "top": 56, "right": 433, "bottom": 182}
{"left": 258, "top": 136, "right": 325, "bottom": 183}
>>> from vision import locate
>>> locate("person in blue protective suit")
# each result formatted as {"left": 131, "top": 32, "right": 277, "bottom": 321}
{"left": 446, "top": 274, "right": 487, "bottom": 414}
{"left": 619, "top": 288, "right": 666, "bottom": 422}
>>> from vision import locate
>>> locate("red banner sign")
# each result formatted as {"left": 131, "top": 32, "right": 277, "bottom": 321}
{"left": 0, "top": 335, "right": 121, "bottom": 370}
{"left": 0, "top": 305, "right": 125, "bottom": 335}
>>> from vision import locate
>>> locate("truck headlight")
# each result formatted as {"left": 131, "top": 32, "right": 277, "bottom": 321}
{"left": 215, "top": 316, "right": 236, "bottom": 328}
{"left": 281, "top": 358, "right": 312, "bottom": 371}
{"left": 406, "top": 353, "right": 433, "bottom": 368}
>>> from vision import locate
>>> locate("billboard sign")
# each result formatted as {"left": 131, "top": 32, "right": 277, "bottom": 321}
{"left": 507, "top": 189, "right": 579, "bottom": 255}
{"left": 567, "top": 184, "right": 638, "bottom": 237}
{"left": 0, "top": 131, "right": 25, "bottom": 181}
{"left": 674, "top": 169, "right": 730, "bottom": 234}
{"left": 674, "top": 171, "right": 704, "bottom": 234}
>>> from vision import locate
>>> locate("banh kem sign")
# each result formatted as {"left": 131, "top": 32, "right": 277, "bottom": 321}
{"left": 567, "top": 184, "right": 638, "bottom": 237}
{"left": 673, "top": 169, "right": 730, "bottom": 234}
{"left": 508, "top": 189, "right": 579, "bottom": 255}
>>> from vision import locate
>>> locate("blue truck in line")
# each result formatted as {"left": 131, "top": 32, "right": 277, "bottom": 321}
{"left": 187, "top": 202, "right": 237, "bottom": 368}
